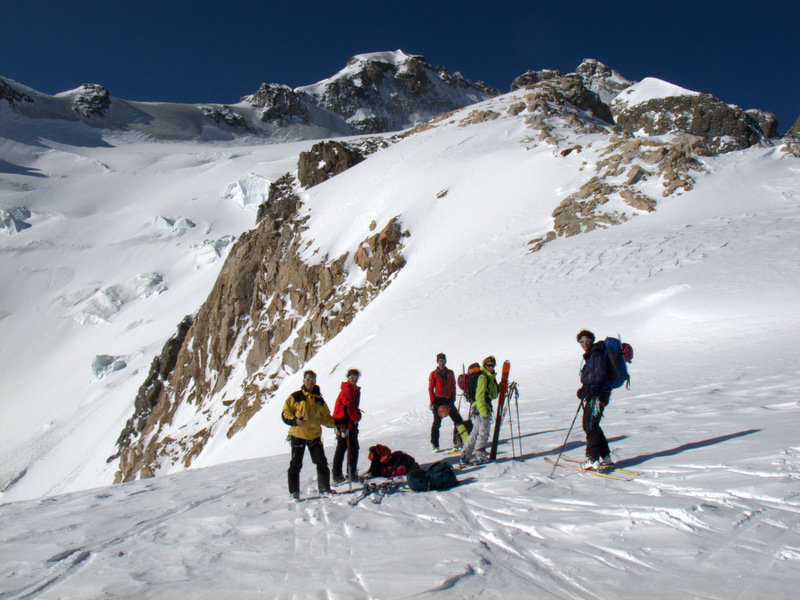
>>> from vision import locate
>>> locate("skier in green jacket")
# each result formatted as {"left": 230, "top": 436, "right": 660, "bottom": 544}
{"left": 459, "top": 356, "right": 499, "bottom": 466}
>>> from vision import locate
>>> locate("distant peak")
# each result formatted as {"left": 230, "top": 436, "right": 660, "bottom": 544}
{"left": 346, "top": 50, "right": 424, "bottom": 67}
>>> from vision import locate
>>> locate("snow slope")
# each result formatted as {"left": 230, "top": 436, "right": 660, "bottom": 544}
{"left": 2, "top": 78, "right": 800, "bottom": 598}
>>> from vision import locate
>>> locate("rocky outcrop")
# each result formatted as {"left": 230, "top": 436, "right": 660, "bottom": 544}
{"left": 0, "top": 78, "right": 34, "bottom": 105}
{"left": 298, "top": 51, "right": 500, "bottom": 134}
{"left": 72, "top": 84, "right": 111, "bottom": 118}
{"left": 202, "top": 105, "right": 256, "bottom": 132}
{"left": 746, "top": 109, "right": 778, "bottom": 138}
{"left": 782, "top": 115, "right": 800, "bottom": 157}
{"left": 517, "top": 75, "right": 616, "bottom": 133}
{"left": 297, "top": 141, "right": 365, "bottom": 188}
{"left": 789, "top": 115, "right": 800, "bottom": 137}
{"left": 110, "top": 316, "right": 193, "bottom": 461}
{"left": 542, "top": 133, "right": 708, "bottom": 244}
{"left": 237, "top": 52, "right": 499, "bottom": 135}
{"left": 114, "top": 153, "right": 408, "bottom": 482}
{"left": 612, "top": 92, "right": 767, "bottom": 153}
{"left": 510, "top": 60, "right": 631, "bottom": 107}
{"left": 242, "top": 83, "right": 315, "bottom": 126}
{"left": 510, "top": 69, "right": 562, "bottom": 91}
{"left": 573, "top": 59, "right": 633, "bottom": 105}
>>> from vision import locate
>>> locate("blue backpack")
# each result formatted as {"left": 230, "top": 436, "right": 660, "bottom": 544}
{"left": 604, "top": 337, "right": 633, "bottom": 390}
{"left": 407, "top": 461, "right": 459, "bottom": 492}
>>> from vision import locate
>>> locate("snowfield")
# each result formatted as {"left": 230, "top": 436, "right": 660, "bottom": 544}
{"left": 2, "top": 79, "right": 800, "bottom": 598}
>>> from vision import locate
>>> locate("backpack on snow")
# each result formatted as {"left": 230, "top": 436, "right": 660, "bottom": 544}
{"left": 407, "top": 460, "right": 459, "bottom": 492}
{"left": 457, "top": 363, "right": 482, "bottom": 403}
{"left": 604, "top": 336, "right": 634, "bottom": 390}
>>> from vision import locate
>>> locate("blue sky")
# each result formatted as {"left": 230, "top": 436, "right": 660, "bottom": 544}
{"left": 2, "top": 0, "right": 798, "bottom": 132}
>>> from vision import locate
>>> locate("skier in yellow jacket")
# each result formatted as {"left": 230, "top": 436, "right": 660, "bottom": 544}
{"left": 281, "top": 370, "right": 336, "bottom": 499}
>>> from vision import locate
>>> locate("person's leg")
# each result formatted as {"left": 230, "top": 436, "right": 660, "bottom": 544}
{"left": 430, "top": 402, "right": 443, "bottom": 448}
{"left": 347, "top": 429, "right": 360, "bottom": 479}
{"left": 308, "top": 438, "right": 331, "bottom": 493}
{"left": 287, "top": 437, "right": 306, "bottom": 496}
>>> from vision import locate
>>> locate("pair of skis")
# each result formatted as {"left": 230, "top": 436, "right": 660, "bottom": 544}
{"left": 348, "top": 480, "right": 394, "bottom": 505}
{"left": 545, "top": 456, "right": 641, "bottom": 481}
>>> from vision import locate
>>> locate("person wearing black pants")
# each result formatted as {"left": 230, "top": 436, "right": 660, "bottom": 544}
{"left": 281, "top": 370, "right": 335, "bottom": 499}
{"left": 428, "top": 353, "right": 468, "bottom": 451}
{"left": 576, "top": 330, "right": 614, "bottom": 470}
{"left": 332, "top": 368, "right": 362, "bottom": 483}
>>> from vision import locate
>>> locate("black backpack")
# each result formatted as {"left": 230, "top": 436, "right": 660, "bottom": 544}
{"left": 407, "top": 461, "right": 459, "bottom": 492}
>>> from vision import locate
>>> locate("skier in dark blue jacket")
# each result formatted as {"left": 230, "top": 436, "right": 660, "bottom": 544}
{"left": 576, "top": 330, "right": 613, "bottom": 470}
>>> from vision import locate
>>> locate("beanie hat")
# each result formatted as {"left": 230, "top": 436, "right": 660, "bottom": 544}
{"left": 436, "top": 353, "right": 446, "bottom": 362}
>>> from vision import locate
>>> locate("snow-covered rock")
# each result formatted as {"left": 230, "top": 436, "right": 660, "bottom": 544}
{"left": 612, "top": 78, "right": 768, "bottom": 153}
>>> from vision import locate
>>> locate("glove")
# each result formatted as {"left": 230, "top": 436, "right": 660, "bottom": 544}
{"left": 335, "top": 426, "right": 348, "bottom": 439}
{"left": 576, "top": 386, "right": 588, "bottom": 400}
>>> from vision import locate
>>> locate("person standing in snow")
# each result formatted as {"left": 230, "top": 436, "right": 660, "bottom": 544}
{"left": 428, "top": 353, "right": 467, "bottom": 451}
{"left": 281, "top": 370, "right": 336, "bottom": 499}
{"left": 332, "top": 368, "right": 362, "bottom": 484}
{"left": 460, "top": 356, "right": 499, "bottom": 466}
{"left": 576, "top": 330, "right": 614, "bottom": 470}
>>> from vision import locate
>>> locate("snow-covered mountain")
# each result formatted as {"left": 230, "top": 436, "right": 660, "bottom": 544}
{"left": 0, "top": 50, "right": 499, "bottom": 142}
{"left": 1, "top": 52, "right": 799, "bottom": 599}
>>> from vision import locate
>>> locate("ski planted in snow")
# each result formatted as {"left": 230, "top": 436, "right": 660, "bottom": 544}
{"left": 544, "top": 457, "right": 636, "bottom": 481}
{"left": 349, "top": 482, "right": 377, "bottom": 505}
{"left": 489, "top": 360, "right": 511, "bottom": 461}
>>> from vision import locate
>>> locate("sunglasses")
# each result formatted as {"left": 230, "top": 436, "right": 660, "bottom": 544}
{"left": 304, "top": 377, "right": 316, "bottom": 381}
{"left": 579, "top": 338, "right": 592, "bottom": 344}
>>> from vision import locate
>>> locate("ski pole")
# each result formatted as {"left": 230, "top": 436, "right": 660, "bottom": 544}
{"left": 514, "top": 385, "right": 522, "bottom": 457}
{"left": 508, "top": 401, "right": 516, "bottom": 459}
{"left": 549, "top": 399, "right": 584, "bottom": 477}
{"left": 346, "top": 428, "right": 352, "bottom": 493}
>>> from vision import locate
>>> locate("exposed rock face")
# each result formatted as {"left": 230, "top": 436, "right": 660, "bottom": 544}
{"left": 782, "top": 115, "right": 800, "bottom": 157}
{"left": 516, "top": 75, "right": 616, "bottom": 133}
{"left": 545, "top": 133, "right": 708, "bottom": 243}
{"left": 297, "top": 141, "right": 365, "bottom": 188}
{"left": 573, "top": 59, "right": 633, "bottom": 105}
{"left": 297, "top": 51, "right": 500, "bottom": 134}
{"left": 746, "top": 109, "right": 778, "bottom": 138}
{"left": 114, "top": 153, "right": 408, "bottom": 482}
{"left": 238, "top": 52, "right": 499, "bottom": 135}
{"left": 242, "top": 83, "right": 314, "bottom": 126}
{"left": 612, "top": 93, "right": 767, "bottom": 153}
{"left": 110, "top": 316, "right": 193, "bottom": 461}
{"left": 510, "top": 69, "right": 561, "bottom": 91}
{"left": 0, "top": 78, "right": 34, "bottom": 105}
{"left": 789, "top": 115, "right": 800, "bottom": 137}
{"left": 202, "top": 105, "right": 256, "bottom": 133}
{"left": 510, "top": 60, "right": 631, "bottom": 106}
{"left": 72, "top": 84, "right": 111, "bottom": 118}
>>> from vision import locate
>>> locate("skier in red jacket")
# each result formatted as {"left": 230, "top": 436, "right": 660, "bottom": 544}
{"left": 332, "top": 368, "right": 362, "bottom": 483}
{"left": 428, "top": 353, "right": 468, "bottom": 451}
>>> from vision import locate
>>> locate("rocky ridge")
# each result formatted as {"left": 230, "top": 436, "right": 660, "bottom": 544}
{"left": 114, "top": 139, "right": 407, "bottom": 481}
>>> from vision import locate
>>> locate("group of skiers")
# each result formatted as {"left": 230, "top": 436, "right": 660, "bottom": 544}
{"left": 281, "top": 329, "right": 616, "bottom": 497}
